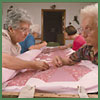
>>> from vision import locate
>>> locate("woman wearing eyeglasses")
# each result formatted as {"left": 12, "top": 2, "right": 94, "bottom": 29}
{"left": 52, "top": 3, "right": 98, "bottom": 67}
{"left": 19, "top": 24, "right": 47, "bottom": 53}
{"left": 2, "top": 7, "right": 49, "bottom": 71}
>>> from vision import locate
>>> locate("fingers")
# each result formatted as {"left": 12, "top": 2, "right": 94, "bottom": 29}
{"left": 42, "top": 62, "right": 49, "bottom": 70}
{"left": 37, "top": 61, "right": 49, "bottom": 71}
{"left": 41, "top": 41, "right": 47, "bottom": 47}
{"left": 53, "top": 56, "right": 63, "bottom": 67}
{"left": 44, "top": 42, "right": 47, "bottom": 46}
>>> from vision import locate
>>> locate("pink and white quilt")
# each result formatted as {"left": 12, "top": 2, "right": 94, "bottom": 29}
{"left": 2, "top": 47, "right": 98, "bottom": 94}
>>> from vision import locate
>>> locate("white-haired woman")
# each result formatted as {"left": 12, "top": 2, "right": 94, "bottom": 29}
{"left": 2, "top": 7, "right": 49, "bottom": 70}
{"left": 52, "top": 3, "right": 98, "bottom": 67}
{"left": 30, "top": 24, "right": 40, "bottom": 38}
{"left": 19, "top": 24, "right": 47, "bottom": 53}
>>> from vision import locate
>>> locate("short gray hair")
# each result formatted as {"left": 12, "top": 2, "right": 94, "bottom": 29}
{"left": 4, "top": 8, "right": 32, "bottom": 30}
{"left": 80, "top": 3, "right": 98, "bottom": 26}
{"left": 30, "top": 24, "right": 40, "bottom": 33}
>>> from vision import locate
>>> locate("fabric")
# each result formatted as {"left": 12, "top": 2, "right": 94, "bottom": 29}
{"left": 2, "top": 29, "right": 21, "bottom": 56}
{"left": 72, "top": 35, "right": 86, "bottom": 51}
{"left": 2, "top": 49, "right": 42, "bottom": 84}
{"left": 17, "top": 49, "right": 42, "bottom": 61}
{"left": 18, "top": 85, "right": 35, "bottom": 98}
{"left": 19, "top": 33, "right": 35, "bottom": 53}
{"left": 2, "top": 47, "right": 98, "bottom": 94}
{"left": 25, "top": 69, "right": 98, "bottom": 94}
{"left": 3, "top": 68, "right": 98, "bottom": 94}
{"left": 2, "top": 68, "right": 18, "bottom": 84}
{"left": 6, "top": 48, "right": 91, "bottom": 86}
{"left": 6, "top": 65, "right": 91, "bottom": 87}
{"left": 70, "top": 45, "right": 98, "bottom": 65}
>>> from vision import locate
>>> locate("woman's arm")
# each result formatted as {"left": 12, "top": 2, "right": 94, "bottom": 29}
{"left": 28, "top": 41, "right": 47, "bottom": 50}
{"left": 2, "top": 53, "right": 49, "bottom": 70}
{"left": 58, "top": 44, "right": 73, "bottom": 50}
{"left": 52, "top": 55, "right": 78, "bottom": 67}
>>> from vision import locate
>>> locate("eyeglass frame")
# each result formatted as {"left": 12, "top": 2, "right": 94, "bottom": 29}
{"left": 78, "top": 26, "right": 96, "bottom": 35}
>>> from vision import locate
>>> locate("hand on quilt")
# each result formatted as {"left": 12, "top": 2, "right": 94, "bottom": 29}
{"left": 32, "top": 60, "right": 49, "bottom": 71}
{"left": 52, "top": 56, "right": 76, "bottom": 67}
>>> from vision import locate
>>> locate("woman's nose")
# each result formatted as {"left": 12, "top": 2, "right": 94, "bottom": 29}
{"left": 82, "top": 31, "right": 88, "bottom": 38}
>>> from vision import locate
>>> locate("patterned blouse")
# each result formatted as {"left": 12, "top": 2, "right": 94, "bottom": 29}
{"left": 70, "top": 45, "right": 98, "bottom": 65}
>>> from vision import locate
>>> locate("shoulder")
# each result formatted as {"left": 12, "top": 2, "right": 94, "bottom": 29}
{"left": 75, "top": 35, "right": 85, "bottom": 41}
{"left": 26, "top": 33, "right": 34, "bottom": 39}
{"left": 2, "top": 29, "right": 12, "bottom": 46}
{"left": 27, "top": 33, "right": 33, "bottom": 37}
{"left": 2, "top": 29, "right": 11, "bottom": 40}
{"left": 74, "top": 35, "right": 86, "bottom": 47}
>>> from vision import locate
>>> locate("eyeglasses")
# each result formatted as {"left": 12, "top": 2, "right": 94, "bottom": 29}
{"left": 78, "top": 27, "right": 94, "bottom": 34}
{"left": 17, "top": 27, "right": 30, "bottom": 33}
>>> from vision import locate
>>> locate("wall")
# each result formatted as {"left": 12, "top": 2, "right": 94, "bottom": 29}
{"left": 2, "top": 2, "right": 95, "bottom": 44}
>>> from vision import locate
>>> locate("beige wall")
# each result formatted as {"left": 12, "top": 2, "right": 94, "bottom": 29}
{"left": 2, "top": 2, "right": 95, "bottom": 44}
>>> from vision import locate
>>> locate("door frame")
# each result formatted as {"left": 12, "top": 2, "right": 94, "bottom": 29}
{"left": 41, "top": 9, "right": 66, "bottom": 44}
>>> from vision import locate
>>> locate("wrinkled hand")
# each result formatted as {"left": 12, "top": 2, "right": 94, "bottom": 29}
{"left": 52, "top": 56, "right": 64, "bottom": 67}
{"left": 52, "top": 55, "right": 77, "bottom": 67}
{"left": 33, "top": 60, "right": 49, "bottom": 71}
{"left": 41, "top": 41, "right": 47, "bottom": 46}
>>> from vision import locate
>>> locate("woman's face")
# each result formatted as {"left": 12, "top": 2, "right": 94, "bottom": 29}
{"left": 9, "top": 21, "right": 30, "bottom": 43}
{"left": 81, "top": 17, "right": 98, "bottom": 47}
{"left": 64, "top": 32, "right": 72, "bottom": 39}
{"left": 64, "top": 32, "right": 76, "bottom": 40}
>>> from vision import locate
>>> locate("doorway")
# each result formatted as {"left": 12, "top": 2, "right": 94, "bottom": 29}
{"left": 41, "top": 9, "right": 66, "bottom": 45}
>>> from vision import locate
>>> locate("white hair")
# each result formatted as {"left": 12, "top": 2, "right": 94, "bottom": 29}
{"left": 80, "top": 3, "right": 98, "bottom": 26}
{"left": 30, "top": 24, "right": 40, "bottom": 33}
{"left": 4, "top": 8, "right": 32, "bottom": 30}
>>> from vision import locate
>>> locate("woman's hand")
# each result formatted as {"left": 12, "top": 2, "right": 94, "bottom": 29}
{"left": 52, "top": 56, "right": 65, "bottom": 67}
{"left": 52, "top": 56, "right": 75, "bottom": 67}
{"left": 41, "top": 41, "right": 47, "bottom": 46}
{"left": 32, "top": 60, "right": 49, "bottom": 71}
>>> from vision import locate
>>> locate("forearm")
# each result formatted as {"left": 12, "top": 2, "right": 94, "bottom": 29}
{"left": 29, "top": 43, "right": 46, "bottom": 50}
{"left": 59, "top": 44, "right": 73, "bottom": 50}
{"left": 2, "top": 53, "right": 34, "bottom": 70}
{"left": 29, "top": 44, "right": 43, "bottom": 50}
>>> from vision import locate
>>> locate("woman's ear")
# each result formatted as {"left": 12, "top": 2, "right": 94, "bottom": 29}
{"left": 8, "top": 27, "right": 14, "bottom": 33}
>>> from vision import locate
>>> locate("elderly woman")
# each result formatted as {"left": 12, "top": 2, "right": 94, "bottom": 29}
{"left": 53, "top": 3, "right": 98, "bottom": 67}
{"left": 2, "top": 7, "right": 49, "bottom": 70}
{"left": 30, "top": 24, "right": 40, "bottom": 38}
{"left": 19, "top": 24, "right": 47, "bottom": 53}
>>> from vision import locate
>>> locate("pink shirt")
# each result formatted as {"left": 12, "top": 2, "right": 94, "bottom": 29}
{"left": 72, "top": 35, "right": 86, "bottom": 51}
